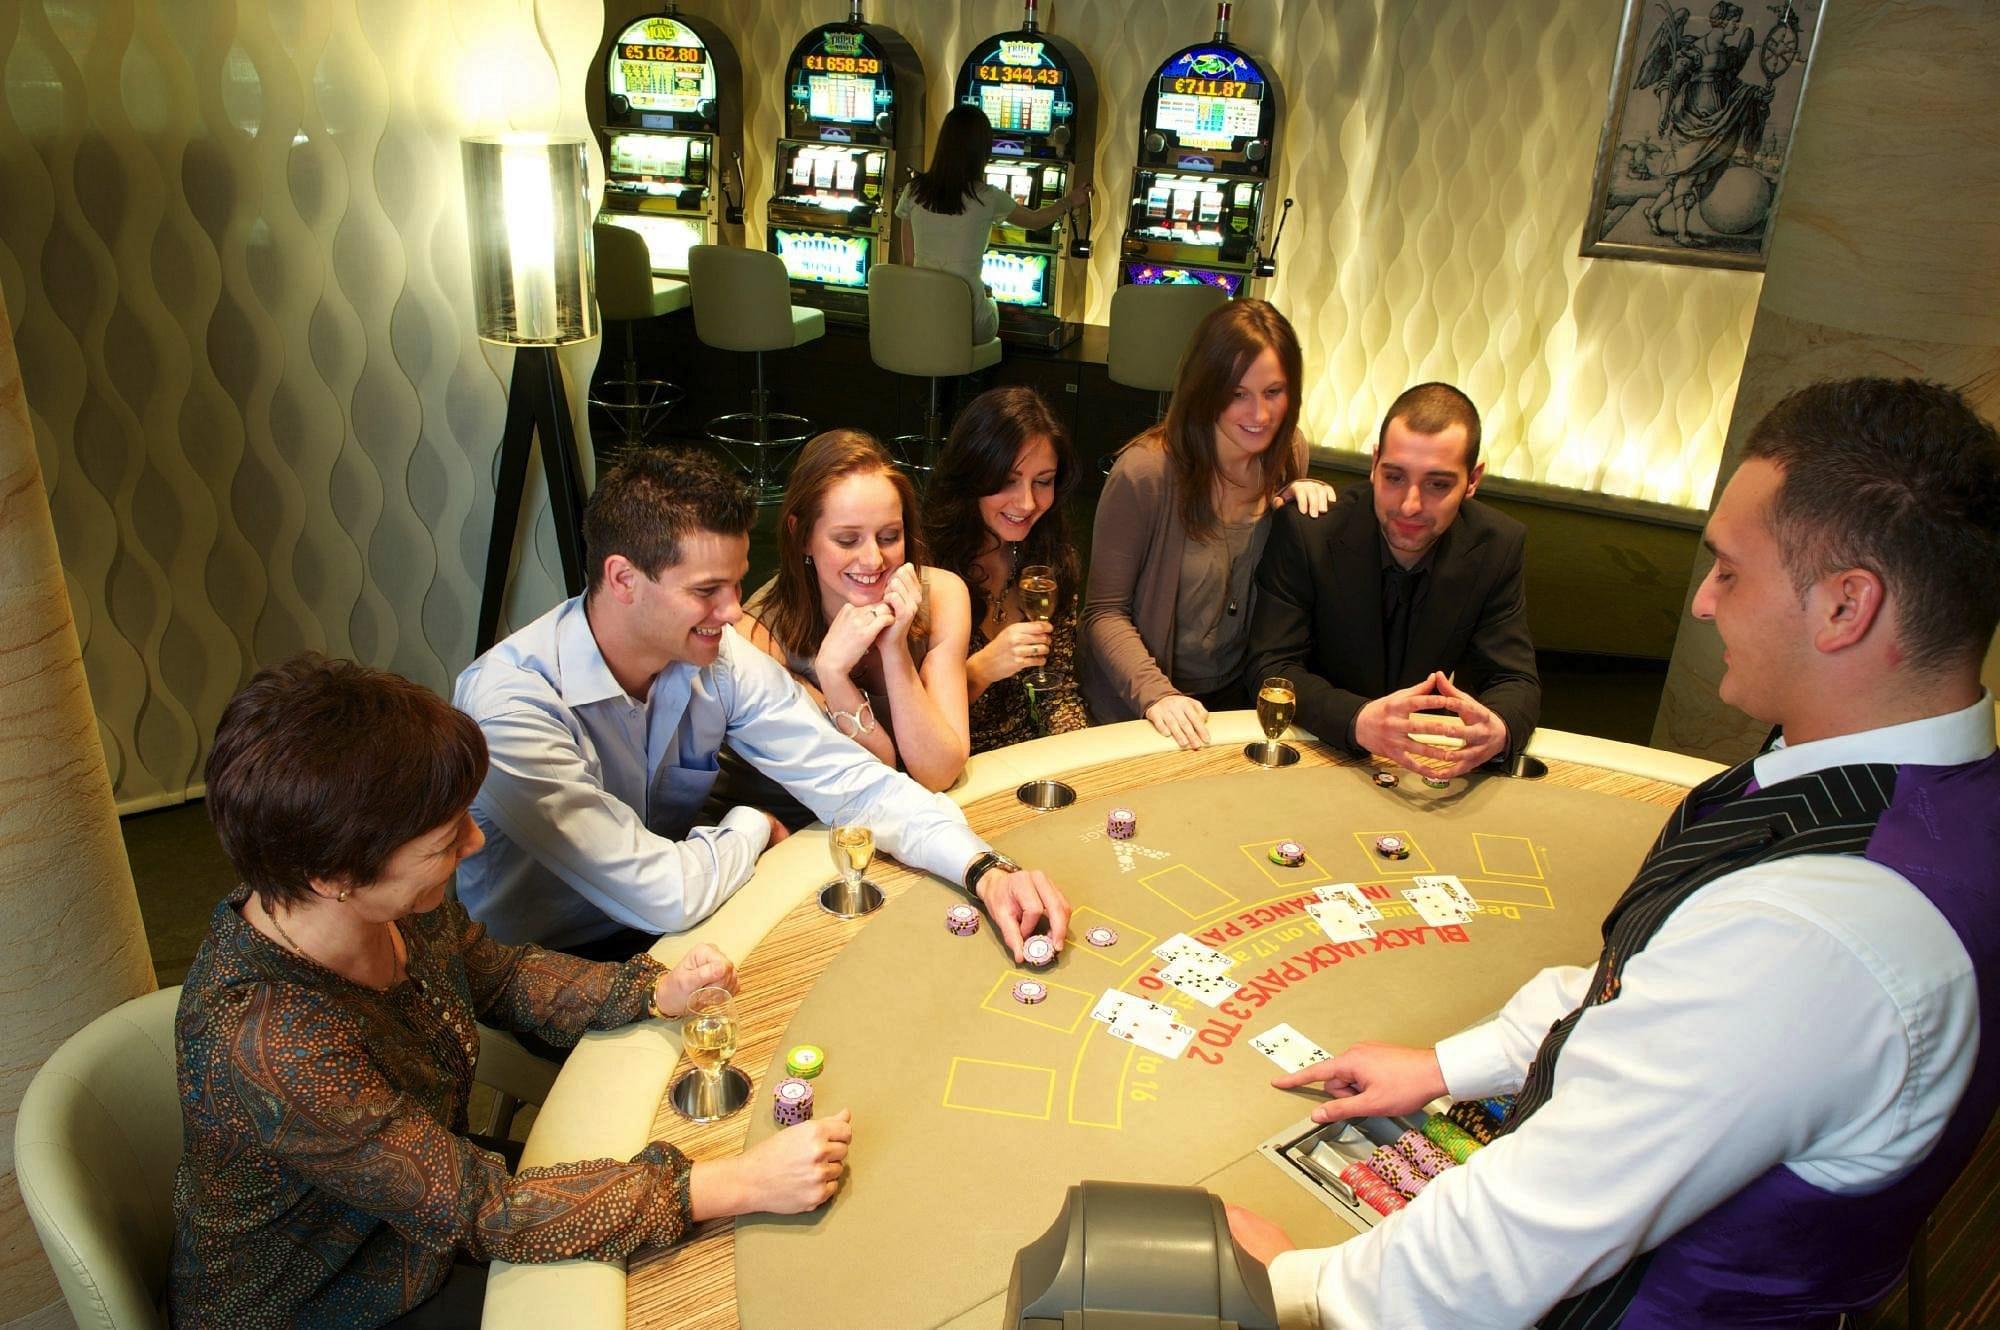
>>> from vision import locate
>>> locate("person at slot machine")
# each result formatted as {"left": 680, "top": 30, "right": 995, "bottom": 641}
{"left": 895, "top": 105, "right": 1090, "bottom": 344}
{"left": 1224, "top": 378, "right": 2000, "bottom": 1329}
{"left": 1081, "top": 300, "right": 1337, "bottom": 749}
{"left": 923, "top": 386, "right": 1091, "bottom": 752}
{"left": 742, "top": 429, "right": 975, "bottom": 790}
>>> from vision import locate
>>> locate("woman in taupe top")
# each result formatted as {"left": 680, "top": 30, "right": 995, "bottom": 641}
{"left": 1080, "top": 300, "right": 1335, "bottom": 749}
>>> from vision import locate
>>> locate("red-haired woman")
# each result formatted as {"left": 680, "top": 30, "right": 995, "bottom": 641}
{"left": 1081, "top": 300, "right": 1335, "bottom": 749}
{"left": 742, "top": 430, "right": 973, "bottom": 790}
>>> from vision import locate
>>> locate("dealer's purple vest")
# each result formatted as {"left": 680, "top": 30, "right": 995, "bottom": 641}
{"left": 1526, "top": 752, "right": 2000, "bottom": 1329}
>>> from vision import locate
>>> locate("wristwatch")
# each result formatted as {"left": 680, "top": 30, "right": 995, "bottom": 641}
{"left": 962, "top": 850, "right": 1021, "bottom": 897}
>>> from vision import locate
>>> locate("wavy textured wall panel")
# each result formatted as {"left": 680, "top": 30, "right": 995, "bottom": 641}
{"left": 0, "top": 0, "right": 603, "bottom": 809}
{"left": 683, "top": 0, "right": 1758, "bottom": 503}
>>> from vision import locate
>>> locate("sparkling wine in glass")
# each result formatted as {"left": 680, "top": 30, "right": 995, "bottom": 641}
{"left": 828, "top": 824, "right": 875, "bottom": 914}
{"left": 1019, "top": 564, "right": 1058, "bottom": 689}
{"left": 1252, "top": 675, "right": 1298, "bottom": 766}
{"left": 681, "top": 986, "right": 739, "bottom": 1090}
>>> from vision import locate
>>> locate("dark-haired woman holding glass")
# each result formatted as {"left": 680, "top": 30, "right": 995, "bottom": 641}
{"left": 170, "top": 655, "right": 852, "bottom": 1330}
{"left": 925, "top": 386, "right": 1090, "bottom": 752}
{"left": 897, "top": 105, "right": 1089, "bottom": 344}
{"left": 1081, "top": 300, "right": 1336, "bottom": 750}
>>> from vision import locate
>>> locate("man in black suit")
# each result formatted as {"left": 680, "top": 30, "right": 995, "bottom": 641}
{"left": 1245, "top": 383, "right": 1539, "bottom": 778}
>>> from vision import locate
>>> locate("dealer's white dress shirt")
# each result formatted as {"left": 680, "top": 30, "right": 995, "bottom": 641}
{"left": 1269, "top": 693, "right": 1996, "bottom": 1329}
{"left": 454, "top": 597, "right": 985, "bottom": 950}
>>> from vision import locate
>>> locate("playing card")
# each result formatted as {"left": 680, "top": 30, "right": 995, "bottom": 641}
{"left": 1411, "top": 874, "right": 1476, "bottom": 913}
{"left": 1090, "top": 989, "right": 1170, "bottom": 1026}
{"left": 1404, "top": 883, "right": 1474, "bottom": 927}
{"left": 1249, "top": 1022, "right": 1332, "bottom": 1074}
{"left": 1306, "top": 898, "right": 1376, "bottom": 943}
{"left": 1152, "top": 932, "right": 1232, "bottom": 971}
{"left": 1315, "top": 882, "right": 1384, "bottom": 921}
{"left": 1109, "top": 1005, "right": 1197, "bottom": 1059}
{"left": 1159, "top": 957, "right": 1243, "bottom": 1008}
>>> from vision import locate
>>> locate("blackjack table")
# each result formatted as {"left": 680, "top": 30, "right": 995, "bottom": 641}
{"left": 482, "top": 716, "right": 1721, "bottom": 1330}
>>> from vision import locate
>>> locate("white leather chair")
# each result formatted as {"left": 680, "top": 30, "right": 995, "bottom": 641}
{"left": 14, "top": 986, "right": 557, "bottom": 1330}
{"left": 1107, "top": 283, "right": 1229, "bottom": 422}
{"left": 589, "top": 222, "right": 692, "bottom": 455}
{"left": 687, "top": 244, "right": 825, "bottom": 502}
{"left": 866, "top": 263, "right": 1003, "bottom": 480}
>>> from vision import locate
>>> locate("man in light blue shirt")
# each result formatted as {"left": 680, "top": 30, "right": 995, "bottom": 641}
{"left": 455, "top": 450, "right": 1070, "bottom": 960}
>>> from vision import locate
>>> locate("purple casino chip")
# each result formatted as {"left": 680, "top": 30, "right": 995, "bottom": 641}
{"left": 1022, "top": 935, "right": 1056, "bottom": 967}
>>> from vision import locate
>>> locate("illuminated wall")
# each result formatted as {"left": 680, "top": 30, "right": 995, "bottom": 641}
{"left": 0, "top": 0, "right": 604, "bottom": 810}
{"left": 668, "top": 0, "right": 1762, "bottom": 507}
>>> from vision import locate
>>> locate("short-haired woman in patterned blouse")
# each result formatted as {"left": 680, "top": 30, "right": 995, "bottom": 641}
{"left": 169, "top": 654, "right": 852, "bottom": 1330}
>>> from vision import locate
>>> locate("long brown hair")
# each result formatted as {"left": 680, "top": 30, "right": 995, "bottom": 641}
{"left": 1157, "top": 299, "right": 1305, "bottom": 542}
{"left": 761, "top": 430, "right": 929, "bottom": 659}
{"left": 924, "top": 387, "right": 1081, "bottom": 624}
{"left": 910, "top": 106, "right": 993, "bottom": 215}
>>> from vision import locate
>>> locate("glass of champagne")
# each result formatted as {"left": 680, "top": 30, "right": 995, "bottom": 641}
{"left": 1018, "top": 564, "right": 1058, "bottom": 689}
{"left": 820, "top": 823, "right": 884, "bottom": 918}
{"left": 671, "top": 984, "right": 749, "bottom": 1120}
{"left": 1252, "top": 674, "right": 1299, "bottom": 766}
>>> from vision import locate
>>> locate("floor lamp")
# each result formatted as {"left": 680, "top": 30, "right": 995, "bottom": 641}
{"left": 462, "top": 135, "right": 599, "bottom": 653}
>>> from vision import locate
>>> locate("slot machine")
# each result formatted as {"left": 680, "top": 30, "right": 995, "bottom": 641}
{"left": 954, "top": 0, "right": 1097, "bottom": 350}
{"left": 594, "top": 7, "right": 743, "bottom": 274}
{"left": 767, "top": 1, "right": 924, "bottom": 323}
{"left": 1120, "top": 2, "right": 1286, "bottom": 298}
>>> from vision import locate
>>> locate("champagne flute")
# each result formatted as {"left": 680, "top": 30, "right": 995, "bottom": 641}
{"left": 1253, "top": 675, "right": 1298, "bottom": 766}
{"left": 828, "top": 823, "right": 875, "bottom": 915}
{"left": 1018, "top": 563, "right": 1058, "bottom": 689}
{"left": 681, "top": 985, "right": 739, "bottom": 1096}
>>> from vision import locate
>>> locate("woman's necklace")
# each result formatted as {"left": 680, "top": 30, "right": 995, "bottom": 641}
{"left": 262, "top": 897, "right": 322, "bottom": 968}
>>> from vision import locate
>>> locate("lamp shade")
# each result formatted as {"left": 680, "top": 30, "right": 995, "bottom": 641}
{"left": 462, "top": 135, "right": 598, "bottom": 345}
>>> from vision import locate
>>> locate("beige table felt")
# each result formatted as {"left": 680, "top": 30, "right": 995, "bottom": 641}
{"left": 484, "top": 719, "right": 1719, "bottom": 1330}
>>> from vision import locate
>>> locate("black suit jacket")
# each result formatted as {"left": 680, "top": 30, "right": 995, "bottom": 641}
{"left": 1245, "top": 482, "right": 1540, "bottom": 759}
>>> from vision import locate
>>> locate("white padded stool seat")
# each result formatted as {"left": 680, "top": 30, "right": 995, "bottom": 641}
{"left": 1107, "top": 283, "right": 1229, "bottom": 393}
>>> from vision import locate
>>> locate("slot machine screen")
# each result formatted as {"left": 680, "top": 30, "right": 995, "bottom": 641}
{"left": 1152, "top": 46, "right": 1266, "bottom": 153}
{"left": 773, "top": 228, "right": 873, "bottom": 288}
{"left": 1122, "top": 260, "right": 1243, "bottom": 297}
{"left": 808, "top": 74, "right": 879, "bottom": 124}
{"left": 608, "top": 20, "right": 714, "bottom": 117}
{"left": 982, "top": 251, "right": 1052, "bottom": 308}
{"left": 601, "top": 213, "right": 705, "bottom": 274}
{"left": 608, "top": 132, "right": 691, "bottom": 182}
{"left": 978, "top": 84, "right": 1054, "bottom": 135}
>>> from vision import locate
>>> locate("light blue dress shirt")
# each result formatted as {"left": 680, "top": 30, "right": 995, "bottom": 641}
{"left": 454, "top": 596, "right": 986, "bottom": 950}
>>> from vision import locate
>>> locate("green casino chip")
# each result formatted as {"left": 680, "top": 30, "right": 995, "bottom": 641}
{"left": 785, "top": 1044, "right": 825, "bottom": 1079}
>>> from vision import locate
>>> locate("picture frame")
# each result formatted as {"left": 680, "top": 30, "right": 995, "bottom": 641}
{"left": 1580, "top": 0, "right": 1826, "bottom": 271}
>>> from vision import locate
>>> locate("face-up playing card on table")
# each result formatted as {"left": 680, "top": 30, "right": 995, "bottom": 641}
{"left": 1152, "top": 932, "right": 1231, "bottom": 972}
{"left": 1249, "top": 1022, "right": 1333, "bottom": 1074}
{"left": 1403, "top": 882, "right": 1474, "bottom": 927}
{"left": 1410, "top": 874, "right": 1476, "bottom": 913}
{"left": 1159, "top": 957, "right": 1243, "bottom": 1007}
{"left": 1091, "top": 990, "right": 1196, "bottom": 1057}
{"left": 1305, "top": 898, "right": 1376, "bottom": 943}
{"left": 1090, "top": 989, "right": 1173, "bottom": 1027}
{"left": 1314, "top": 882, "right": 1384, "bottom": 921}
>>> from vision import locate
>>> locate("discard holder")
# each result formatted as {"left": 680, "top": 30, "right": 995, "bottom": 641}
{"left": 1017, "top": 778, "right": 1077, "bottom": 811}
{"left": 1004, "top": 1180, "right": 1278, "bottom": 1329}
{"left": 818, "top": 877, "right": 885, "bottom": 919}
{"left": 669, "top": 1065, "right": 751, "bottom": 1123}
{"left": 1243, "top": 740, "right": 1300, "bottom": 767}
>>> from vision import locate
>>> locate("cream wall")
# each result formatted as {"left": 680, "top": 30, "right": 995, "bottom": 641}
{"left": 670, "top": 0, "right": 1761, "bottom": 502}
{"left": 3, "top": 0, "right": 1763, "bottom": 809}
{"left": 0, "top": 0, "right": 605, "bottom": 810}
{"left": 1653, "top": 0, "right": 2000, "bottom": 761}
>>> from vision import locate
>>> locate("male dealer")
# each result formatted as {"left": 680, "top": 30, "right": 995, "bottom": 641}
{"left": 454, "top": 450, "right": 1068, "bottom": 962}
{"left": 1245, "top": 383, "right": 1539, "bottom": 777}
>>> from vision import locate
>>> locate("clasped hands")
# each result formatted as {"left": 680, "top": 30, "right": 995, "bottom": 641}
{"left": 1354, "top": 672, "right": 1508, "bottom": 779}
{"left": 815, "top": 565, "right": 925, "bottom": 680}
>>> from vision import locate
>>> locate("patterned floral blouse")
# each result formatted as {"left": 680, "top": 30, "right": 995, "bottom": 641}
{"left": 968, "top": 601, "right": 1090, "bottom": 753}
{"left": 169, "top": 888, "right": 686, "bottom": 1330}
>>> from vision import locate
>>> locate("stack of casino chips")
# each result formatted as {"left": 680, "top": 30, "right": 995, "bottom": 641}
{"left": 944, "top": 904, "right": 981, "bottom": 937}
{"left": 1479, "top": 1095, "right": 1516, "bottom": 1123}
{"left": 1107, "top": 808, "right": 1136, "bottom": 839}
{"left": 1394, "top": 1128, "right": 1455, "bottom": 1179}
{"left": 772, "top": 1077, "right": 814, "bottom": 1126}
{"left": 1268, "top": 839, "right": 1306, "bottom": 867}
{"left": 1422, "top": 1115, "right": 1483, "bottom": 1165}
{"left": 1446, "top": 1098, "right": 1501, "bottom": 1146}
{"left": 1367, "top": 1144, "right": 1428, "bottom": 1199}
{"left": 1373, "top": 835, "right": 1410, "bottom": 861}
{"left": 1339, "top": 1161, "right": 1407, "bottom": 1216}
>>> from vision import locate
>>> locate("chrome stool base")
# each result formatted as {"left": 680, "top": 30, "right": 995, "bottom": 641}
{"left": 589, "top": 378, "right": 684, "bottom": 457}
{"left": 707, "top": 410, "right": 814, "bottom": 504}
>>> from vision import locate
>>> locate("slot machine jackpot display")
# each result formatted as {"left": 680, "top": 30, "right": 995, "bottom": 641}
{"left": 767, "top": 4, "right": 924, "bottom": 323}
{"left": 595, "top": 9, "right": 743, "bottom": 275}
{"left": 1120, "top": 3, "right": 1281, "bottom": 298}
{"left": 954, "top": 2, "right": 1096, "bottom": 350}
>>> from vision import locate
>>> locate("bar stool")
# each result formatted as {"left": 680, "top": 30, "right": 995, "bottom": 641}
{"left": 687, "top": 244, "right": 824, "bottom": 503}
{"left": 867, "top": 264, "right": 1002, "bottom": 480}
{"left": 588, "top": 223, "right": 690, "bottom": 459}
{"left": 1108, "top": 283, "right": 1230, "bottom": 422}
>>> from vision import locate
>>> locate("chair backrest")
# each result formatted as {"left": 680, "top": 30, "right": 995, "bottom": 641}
{"left": 15, "top": 986, "right": 185, "bottom": 1330}
{"left": 867, "top": 264, "right": 984, "bottom": 378}
{"left": 593, "top": 222, "right": 662, "bottom": 323}
{"left": 687, "top": 244, "right": 800, "bottom": 353}
{"left": 1107, "top": 284, "right": 1230, "bottom": 393}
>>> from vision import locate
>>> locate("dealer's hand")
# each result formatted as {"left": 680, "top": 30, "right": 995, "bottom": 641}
{"left": 1274, "top": 1041, "right": 1447, "bottom": 1125}
{"left": 975, "top": 865, "right": 1072, "bottom": 963}
{"left": 1225, "top": 1204, "right": 1298, "bottom": 1268}
{"left": 1146, "top": 693, "right": 1211, "bottom": 750}
{"left": 652, "top": 943, "right": 737, "bottom": 1017}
